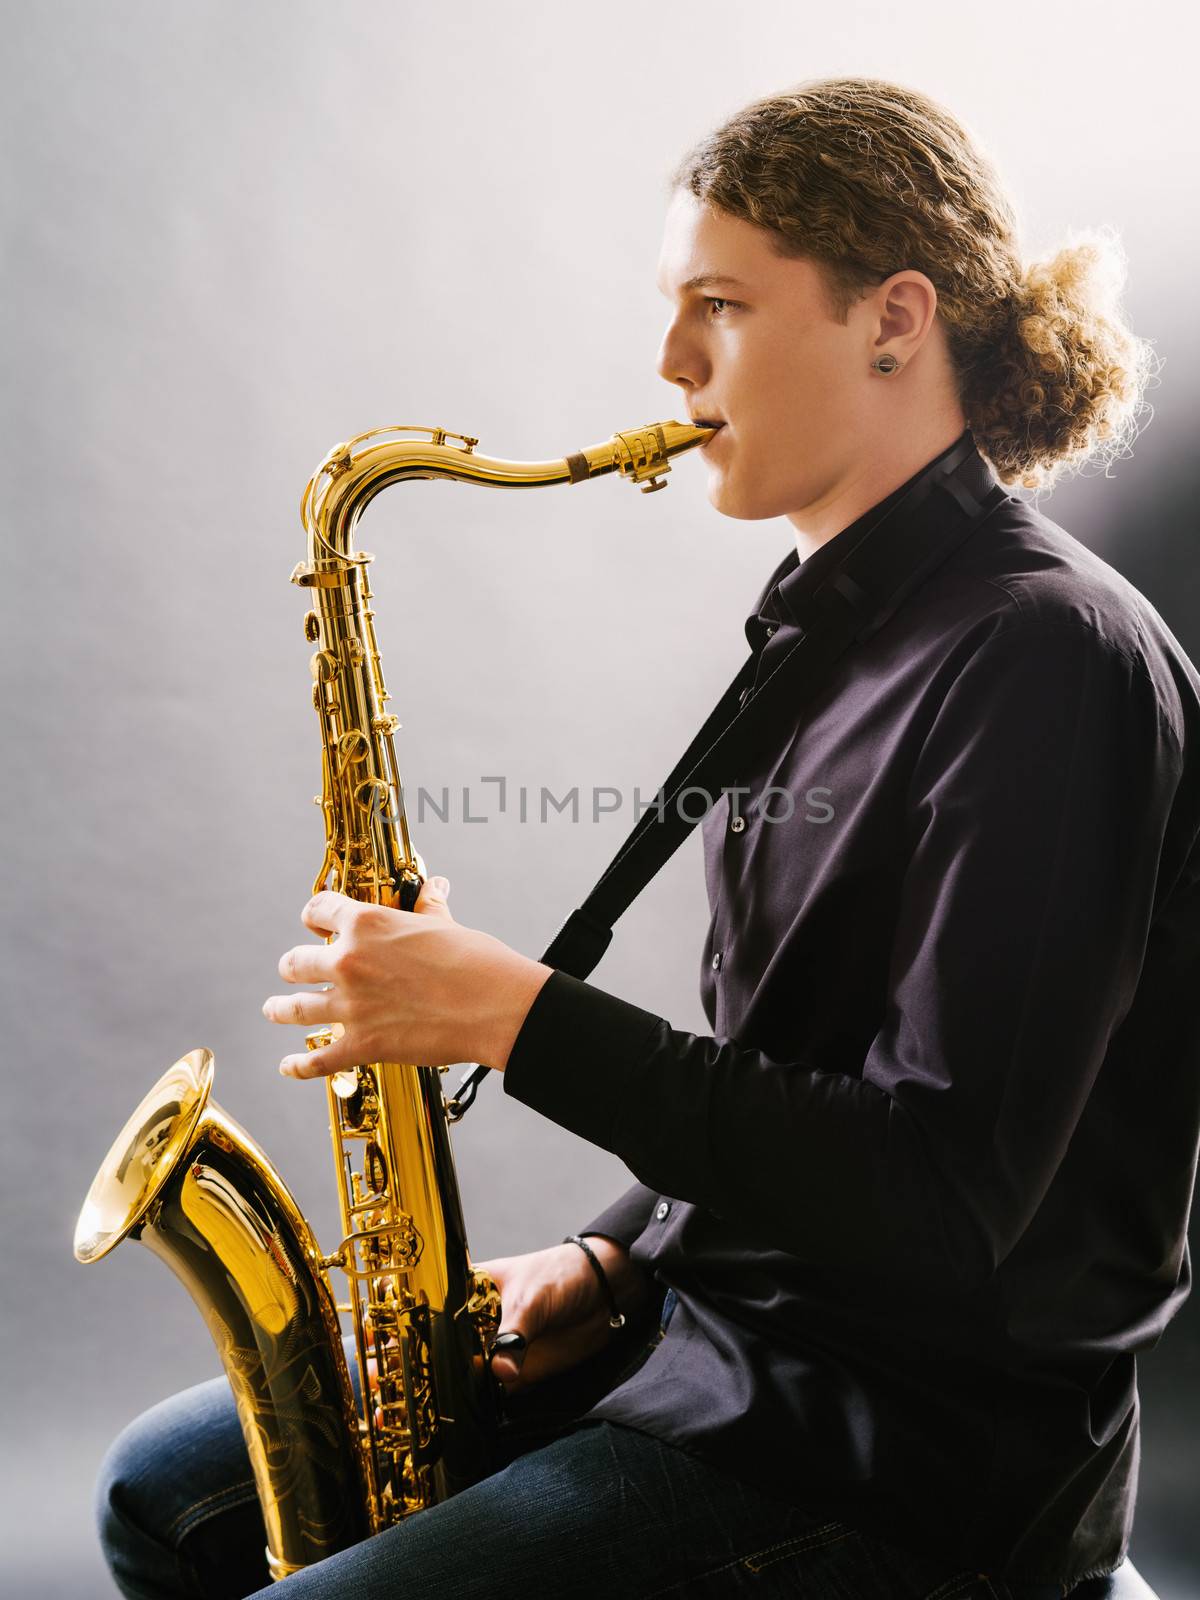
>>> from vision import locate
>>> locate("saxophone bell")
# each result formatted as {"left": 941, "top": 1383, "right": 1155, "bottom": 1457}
{"left": 75, "top": 1049, "right": 370, "bottom": 1579}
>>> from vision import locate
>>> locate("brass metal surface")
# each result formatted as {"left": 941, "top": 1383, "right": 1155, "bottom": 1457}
{"left": 75, "top": 418, "right": 714, "bottom": 1575}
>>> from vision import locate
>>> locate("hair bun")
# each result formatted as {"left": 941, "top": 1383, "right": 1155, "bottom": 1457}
{"left": 970, "top": 227, "right": 1158, "bottom": 490}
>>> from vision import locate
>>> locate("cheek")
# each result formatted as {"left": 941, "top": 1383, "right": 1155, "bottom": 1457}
{"left": 766, "top": 341, "right": 845, "bottom": 426}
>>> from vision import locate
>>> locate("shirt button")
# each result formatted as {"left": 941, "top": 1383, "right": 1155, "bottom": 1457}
{"left": 655, "top": 1201, "right": 671, "bottom": 1221}
{"left": 711, "top": 951, "right": 722, "bottom": 971}
{"left": 729, "top": 815, "right": 746, "bottom": 834}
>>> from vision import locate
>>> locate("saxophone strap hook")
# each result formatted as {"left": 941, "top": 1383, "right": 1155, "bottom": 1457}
{"left": 445, "top": 1065, "right": 487, "bottom": 1122}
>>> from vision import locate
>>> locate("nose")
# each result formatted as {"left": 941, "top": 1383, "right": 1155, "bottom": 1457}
{"left": 656, "top": 314, "right": 708, "bottom": 393}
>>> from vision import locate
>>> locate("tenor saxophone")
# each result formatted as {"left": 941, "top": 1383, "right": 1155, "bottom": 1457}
{"left": 74, "top": 419, "right": 715, "bottom": 1580}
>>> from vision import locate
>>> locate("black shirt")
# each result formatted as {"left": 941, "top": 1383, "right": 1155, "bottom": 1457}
{"left": 502, "top": 433, "right": 1200, "bottom": 1585}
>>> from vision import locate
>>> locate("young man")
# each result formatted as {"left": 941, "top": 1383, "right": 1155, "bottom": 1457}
{"left": 101, "top": 81, "right": 1188, "bottom": 1600}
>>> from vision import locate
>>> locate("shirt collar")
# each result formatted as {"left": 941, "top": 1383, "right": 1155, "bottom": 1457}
{"left": 743, "top": 429, "right": 981, "bottom": 649}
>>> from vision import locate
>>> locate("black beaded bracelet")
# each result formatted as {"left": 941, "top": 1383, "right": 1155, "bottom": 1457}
{"left": 563, "top": 1233, "right": 626, "bottom": 1329}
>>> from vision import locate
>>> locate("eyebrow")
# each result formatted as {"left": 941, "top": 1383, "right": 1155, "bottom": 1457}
{"left": 657, "top": 272, "right": 749, "bottom": 297}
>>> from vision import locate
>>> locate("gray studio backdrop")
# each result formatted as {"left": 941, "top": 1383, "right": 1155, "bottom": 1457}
{"left": 3, "top": 3, "right": 1197, "bottom": 1595}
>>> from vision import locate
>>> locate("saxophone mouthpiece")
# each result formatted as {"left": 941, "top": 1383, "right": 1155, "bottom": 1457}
{"left": 569, "top": 419, "right": 719, "bottom": 494}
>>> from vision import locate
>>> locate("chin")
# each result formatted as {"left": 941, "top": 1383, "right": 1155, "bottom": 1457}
{"left": 705, "top": 475, "right": 780, "bottom": 522}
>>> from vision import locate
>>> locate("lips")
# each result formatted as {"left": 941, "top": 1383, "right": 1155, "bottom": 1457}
{"left": 691, "top": 416, "right": 726, "bottom": 446}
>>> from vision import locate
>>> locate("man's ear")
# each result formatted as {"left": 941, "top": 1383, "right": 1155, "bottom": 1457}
{"left": 872, "top": 270, "right": 939, "bottom": 363}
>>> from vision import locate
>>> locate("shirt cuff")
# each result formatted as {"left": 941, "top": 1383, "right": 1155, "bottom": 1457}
{"left": 502, "top": 968, "right": 665, "bottom": 1150}
{"left": 578, "top": 1182, "right": 661, "bottom": 1249}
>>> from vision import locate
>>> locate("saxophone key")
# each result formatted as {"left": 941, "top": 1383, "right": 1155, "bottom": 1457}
{"left": 331, "top": 1065, "right": 379, "bottom": 1130}
{"left": 364, "top": 1140, "right": 389, "bottom": 1197}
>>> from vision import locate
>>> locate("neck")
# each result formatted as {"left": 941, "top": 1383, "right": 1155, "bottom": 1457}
{"left": 787, "top": 413, "right": 967, "bottom": 560}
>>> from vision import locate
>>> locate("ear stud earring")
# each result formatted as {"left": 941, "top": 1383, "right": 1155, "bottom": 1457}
{"left": 870, "top": 353, "right": 902, "bottom": 374}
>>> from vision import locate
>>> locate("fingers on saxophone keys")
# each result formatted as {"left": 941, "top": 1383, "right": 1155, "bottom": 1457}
{"left": 487, "top": 1330, "right": 527, "bottom": 1385}
{"left": 279, "top": 944, "right": 336, "bottom": 984}
{"left": 262, "top": 991, "right": 338, "bottom": 1025}
{"left": 303, "top": 891, "right": 354, "bottom": 936}
{"left": 280, "top": 1022, "right": 348, "bottom": 1079}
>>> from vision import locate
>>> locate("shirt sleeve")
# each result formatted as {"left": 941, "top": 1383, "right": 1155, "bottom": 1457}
{"left": 503, "top": 618, "right": 1183, "bottom": 1294}
{"left": 577, "top": 1182, "right": 661, "bottom": 1250}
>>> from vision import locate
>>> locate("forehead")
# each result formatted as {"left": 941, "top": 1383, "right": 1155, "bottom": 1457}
{"left": 655, "top": 189, "right": 809, "bottom": 299}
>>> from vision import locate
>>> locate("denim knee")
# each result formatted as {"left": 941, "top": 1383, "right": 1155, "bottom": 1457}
{"left": 95, "top": 1404, "right": 185, "bottom": 1600}
{"left": 94, "top": 1383, "right": 263, "bottom": 1600}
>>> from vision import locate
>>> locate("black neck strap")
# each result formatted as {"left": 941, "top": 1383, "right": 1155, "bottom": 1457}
{"left": 448, "top": 438, "right": 1007, "bottom": 1116}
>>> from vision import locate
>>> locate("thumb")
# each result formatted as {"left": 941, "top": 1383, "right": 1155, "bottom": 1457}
{"left": 487, "top": 1281, "right": 550, "bottom": 1385}
{"left": 487, "top": 1330, "right": 528, "bottom": 1384}
{"left": 414, "top": 875, "right": 453, "bottom": 919}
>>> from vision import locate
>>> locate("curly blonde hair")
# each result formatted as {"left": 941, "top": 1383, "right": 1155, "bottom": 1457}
{"left": 671, "top": 78, "right": 1157, "bottom": 490}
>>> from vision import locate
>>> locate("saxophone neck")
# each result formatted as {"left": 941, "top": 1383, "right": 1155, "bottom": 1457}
{"left": 297, "top": 419, "right": 717, "bottom": 565}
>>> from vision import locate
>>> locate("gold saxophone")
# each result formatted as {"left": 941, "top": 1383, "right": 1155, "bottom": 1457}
{"left": 74, "top": 419, "right": 715, "bottom": 1580}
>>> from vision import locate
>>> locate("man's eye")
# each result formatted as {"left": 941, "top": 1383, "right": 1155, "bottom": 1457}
{"left": 705, "top": 297, "right": 735, "bottom": 317}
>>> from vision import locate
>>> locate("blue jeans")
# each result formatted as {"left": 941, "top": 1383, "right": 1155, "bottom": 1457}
{"left": 95, "top": 1296, "right": 1093, "bottom": 1600}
